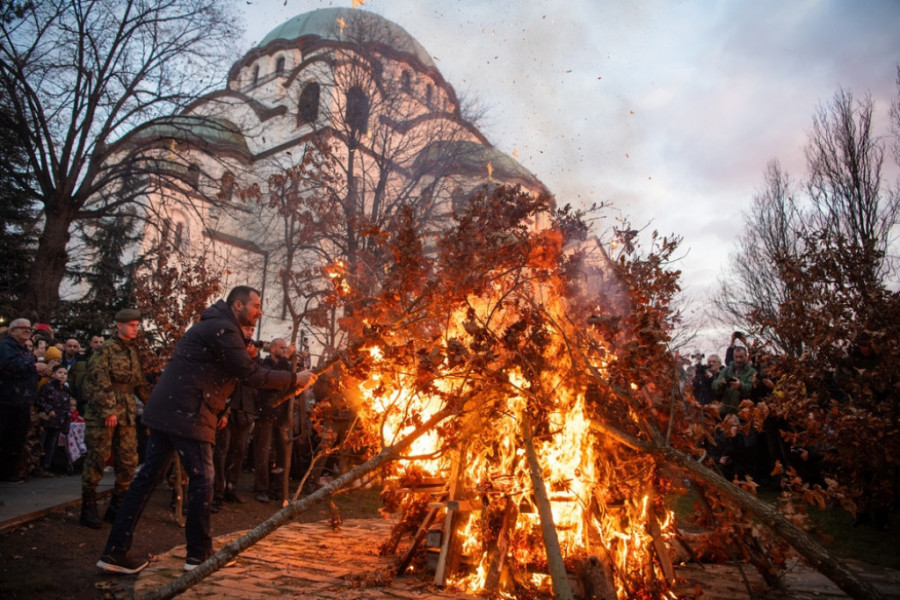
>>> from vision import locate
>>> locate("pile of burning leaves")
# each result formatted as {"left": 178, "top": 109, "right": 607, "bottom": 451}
{"left": 323, "top": 185, "right": 686, "bottom": 599}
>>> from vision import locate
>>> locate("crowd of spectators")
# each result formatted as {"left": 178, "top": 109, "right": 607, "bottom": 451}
{"left": 0, "top": 313, "right": 354, "bottom": 513}
{"left": 0, "top": 320, "right": 96, "bottom": 482}
{"left": 683, "top": 331, "right": 816, "bottom": 488}
{"left": 682, "top": 329, "right": 898, "bottom": 533}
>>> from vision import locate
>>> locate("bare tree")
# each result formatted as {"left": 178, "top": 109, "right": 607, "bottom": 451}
{"left": 715, "top": 84, "right": 900, "bottom": 356}
{"left": 806, "top": 88, "right": 900, "bottom": 297}
{"left": 0, "top": 0, "right": 242, "bottom": 319}
{"left": 714, "top": 161, "right": 806, "bottom": 354}
{"left": 243, "top": 13, "right": 497, "bottom": 358}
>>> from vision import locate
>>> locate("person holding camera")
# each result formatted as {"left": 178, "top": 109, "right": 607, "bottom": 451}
{"left": 711, "top": 344, "right": 757, "bottom": 479}
{"left": 691, "top": 353, "right": 722, "bottom": 406}
{"left": 712, "top": 344, "right": 756, "bottom": 415}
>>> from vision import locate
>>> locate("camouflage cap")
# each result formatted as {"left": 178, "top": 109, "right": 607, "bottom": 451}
{"left": 114, "top": 308, "right": 141, "bottom": 322}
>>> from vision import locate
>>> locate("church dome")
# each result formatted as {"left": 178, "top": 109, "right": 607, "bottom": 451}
{"left": 122, "top": 115, "right": 250, "bottom": 158}
{"left": 257, "top": 7, "right": 436, "bottom": 69}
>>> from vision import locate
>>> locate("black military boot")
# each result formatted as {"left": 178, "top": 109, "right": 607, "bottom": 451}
{"left": 103, "top": 491, "right": 124, "bottom": 523}
{"left": 80, "top": 490, "right": 102, "bottom": 529}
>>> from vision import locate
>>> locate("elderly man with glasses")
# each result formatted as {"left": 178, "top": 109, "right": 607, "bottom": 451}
{"left": 0, "top": 319, "right": 52, "bottom": 483}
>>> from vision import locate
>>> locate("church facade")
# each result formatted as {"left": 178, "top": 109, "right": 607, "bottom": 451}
{"left": 101, "top": 8, "right": 546, "bottom": 355}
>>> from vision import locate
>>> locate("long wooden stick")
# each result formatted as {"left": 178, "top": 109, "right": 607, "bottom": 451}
{"left": 589, "top": 419, "right": 885, "bottom": 600}
{"left": 523, "top": 418, "right": 574, "bottom": 600}
{"left": 138, "top": 406, "right": 458, "bottom": 600}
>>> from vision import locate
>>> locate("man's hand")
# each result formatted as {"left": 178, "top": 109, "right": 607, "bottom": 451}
{"left": 295, "top": 369, "right": 317, "bottom": 391}
{"left": 35, "top": 362, "right": 52, "bottom": 377}
{"left": 105, "top": 414, "right": 118, "bottom": 428}
{"left": 217, "top": 415, "right": 228, "bottom": 430}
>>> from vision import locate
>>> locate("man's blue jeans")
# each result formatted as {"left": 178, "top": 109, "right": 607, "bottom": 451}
{"left": 104, "top": 428, "right": 215, "bottom": 561}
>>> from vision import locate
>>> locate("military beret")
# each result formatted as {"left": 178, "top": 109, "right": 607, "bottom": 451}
{"left": 114, "top": 308, "right": 141, "bottom": 322}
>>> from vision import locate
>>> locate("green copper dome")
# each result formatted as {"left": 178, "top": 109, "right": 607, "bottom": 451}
{"left": 257, "top": 8, "right": 436, "bottom": 69}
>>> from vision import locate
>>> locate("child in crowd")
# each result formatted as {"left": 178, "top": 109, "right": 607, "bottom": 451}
{"left": 67, "top": 396, "right": 87, "bottom": 468}
{"left": 35, "top": 364, "right": 74, "bottom": 474}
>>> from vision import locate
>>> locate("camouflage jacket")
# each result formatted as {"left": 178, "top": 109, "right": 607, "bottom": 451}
{"left": 82, "top": 336, "right": 151, "bottom": 425}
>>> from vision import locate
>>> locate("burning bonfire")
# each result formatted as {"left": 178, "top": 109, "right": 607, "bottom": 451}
{"left": 144, "top": 185, "right": 882, "bottom": 600}
{"left": 322, "top": 185, "right": 682, "bottom": 599}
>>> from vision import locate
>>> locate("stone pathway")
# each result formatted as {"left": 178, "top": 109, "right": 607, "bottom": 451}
{"left": 132, "top": 518, "right": 900, "bottom": 599}
{"left": 133, "top": 519, "right": 476, "bottom": 599}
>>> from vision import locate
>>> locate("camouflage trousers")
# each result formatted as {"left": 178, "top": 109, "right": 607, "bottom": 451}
{"left": 81, "top": 423, "right": 138, "bottom": 495}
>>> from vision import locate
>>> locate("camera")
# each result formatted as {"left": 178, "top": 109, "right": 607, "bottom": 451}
{"left": 249, "top": 339, "right": 265, "bottom": 349}
{"left": 733, "top": 331, "right": 744, "bottom": 340}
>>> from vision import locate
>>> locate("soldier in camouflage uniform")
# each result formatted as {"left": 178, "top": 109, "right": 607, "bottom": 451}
{"left": 79, "top": 309, "right": 151, "bottom": 529}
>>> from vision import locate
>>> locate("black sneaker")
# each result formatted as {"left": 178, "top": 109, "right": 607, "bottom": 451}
{"left": 1, "top": 475, "right": 24, "bottom": 484}
{"left": 96, "top": 552, "right": 149, "bottom": 575}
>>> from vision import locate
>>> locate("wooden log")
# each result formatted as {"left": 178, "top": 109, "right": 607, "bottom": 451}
{"left": 523, "top": 418, "right": 575, "bottom": 600}
{"left": 647, "top": 491, "right": 675, "bottom": 585}
{"left": 434, "top": 448, "right": 465, "bottom": 586}
{"left": 589, "top": 418, "right": 886, "bottom": 600}
{"left": 483, "top": 496, "right": 518, "bottom": 593}
{"left": 282, "top": 393, "right": 294, "bottom": 505}
{"left": 138, "top": 406, "right": 457, "bottom": 600}
{"left": 172, "top": 456, "right": 185, "bottom": 528}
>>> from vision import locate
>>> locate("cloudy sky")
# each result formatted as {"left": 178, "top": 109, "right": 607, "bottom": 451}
{"left": 238, "top": 0, "right": 900, "bottom": 352}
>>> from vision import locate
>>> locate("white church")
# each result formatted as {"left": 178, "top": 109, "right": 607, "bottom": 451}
{"left": 101, "top": 7, "right": 549, "bottom": 358}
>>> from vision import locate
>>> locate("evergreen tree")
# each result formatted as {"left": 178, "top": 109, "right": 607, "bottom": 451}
{"left": 0, "top": 93, "right": 38, "bottom": 320}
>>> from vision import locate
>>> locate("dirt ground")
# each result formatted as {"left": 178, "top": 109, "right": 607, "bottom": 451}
{"left": 0, "top": 473, "right": 383, "bottom": 600}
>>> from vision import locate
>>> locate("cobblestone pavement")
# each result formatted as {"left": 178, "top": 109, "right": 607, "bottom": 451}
{"left": 131, "top": 518, "right": 900, "bottom": 600}
{"left": 133, "top": 518, "right": 476, "bottom": 599}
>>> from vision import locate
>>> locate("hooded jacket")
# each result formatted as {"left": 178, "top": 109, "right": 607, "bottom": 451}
{"left": 142, "top": 300, "right": 295, "bottom": 443}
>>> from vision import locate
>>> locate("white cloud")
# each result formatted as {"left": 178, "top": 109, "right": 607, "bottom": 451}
{"left": 241, "top": 0, "right": 900, "bottom": 348}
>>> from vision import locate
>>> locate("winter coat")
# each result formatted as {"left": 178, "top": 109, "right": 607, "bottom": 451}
{"left": 82, "top": 337, "right": 151, "bottom": 426}
{"left": 712, "top": 362, "right": 756, "bottom": 415}
{"left": 142, "top": 300, "right": 296, "bottom": 444}
{"left": 255, "top": 355, "right": 292, "bottom": 420}
{"left": 0, "top": 336, "right": 39, "bottom": 408}
{"left": 35, "top": 379, "right": 72, "bottom": 433}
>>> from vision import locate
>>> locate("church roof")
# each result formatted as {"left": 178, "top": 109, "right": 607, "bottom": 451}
{"left": 257, "top": 7, "right": 436, "bottom": 69}
{"left": 125, "top": 115, "right": 250, "bottom": 157}
{"left": 416, "top": 141, "right": 545, "bottom": 190}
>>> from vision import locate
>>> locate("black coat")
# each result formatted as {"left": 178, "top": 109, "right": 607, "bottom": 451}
{"left": 0, "top": 336, "right": 39, "bottom": 408}
{"left": 142, "top": 300, "right": 295, "bottom": 443}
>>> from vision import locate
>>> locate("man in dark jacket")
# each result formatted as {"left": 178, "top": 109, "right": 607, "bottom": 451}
{"left": 252, "top": 337, "right": 293, "bottom": 502}
{"left": 96, "top": 287, "right": 316, "bottom": 574}
{"left": 0, "top": 319, "right": 52, "bottom": 483}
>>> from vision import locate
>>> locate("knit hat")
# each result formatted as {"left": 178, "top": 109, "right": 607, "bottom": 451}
{"left": 43, "top": 346, "right": 62, "bottom": 363}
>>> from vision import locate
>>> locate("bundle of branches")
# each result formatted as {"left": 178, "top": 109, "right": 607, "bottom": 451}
{"left": 144, "top": 184, "right": 881, "bottom": 600}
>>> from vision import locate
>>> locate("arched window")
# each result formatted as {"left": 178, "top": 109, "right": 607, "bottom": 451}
{"left": 346, "top": 85, "right": 369, "bottom": 135}
{"left": 251, "top": 65, "right": 259, "bottom": 85}
{"left": 186, "top": 163, "right": 200, "bottom": 189}
{"left": 297, "top": 82, "right": 320, "bottom": 125}
{"left": 401, "top": 70, "right": 411, "bottom": 93}
{"left": 425, "top": 83, "right": 433, "bottom": 106}
{"left": 275, "top": 56, "right": 285, "bottom": 75}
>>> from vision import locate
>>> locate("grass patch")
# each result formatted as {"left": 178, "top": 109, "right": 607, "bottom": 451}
{"left": 668, "top": 486, "right": 900, "bottom": 568}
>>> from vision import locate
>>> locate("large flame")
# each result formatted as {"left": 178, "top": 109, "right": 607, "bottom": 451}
{"left": 348, "top": 282, "right": 677, "bottom": 599}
